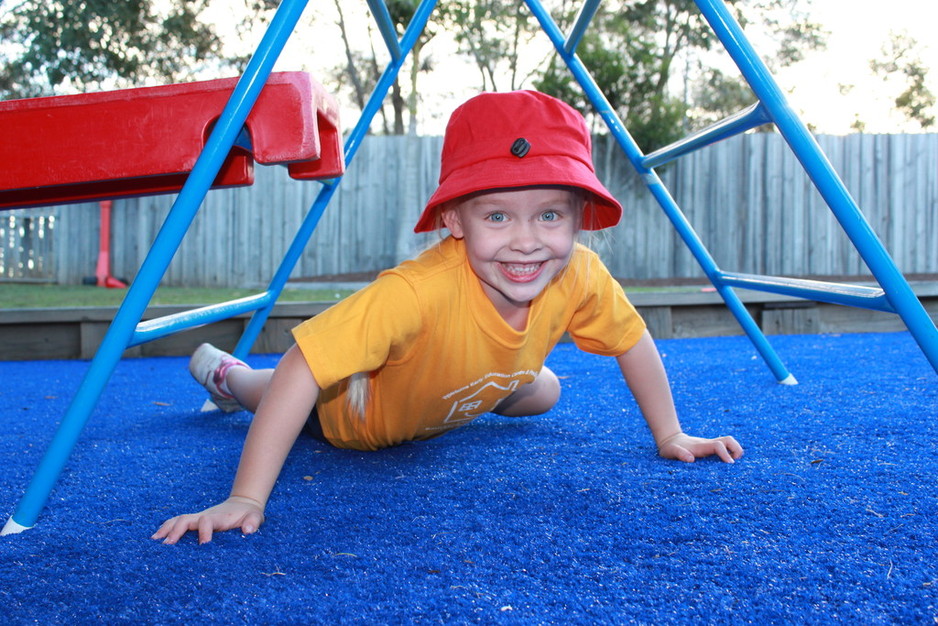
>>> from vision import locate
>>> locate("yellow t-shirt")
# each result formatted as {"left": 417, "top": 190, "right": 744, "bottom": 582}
{"left": 292, "top": 236, "right": 645, "bottom": 450}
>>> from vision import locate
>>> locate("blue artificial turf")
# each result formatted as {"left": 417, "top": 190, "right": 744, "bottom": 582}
{"left": 0, "top": 332, "right": 935, "bottom": 623}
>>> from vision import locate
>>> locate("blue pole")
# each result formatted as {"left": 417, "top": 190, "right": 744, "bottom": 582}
{"left": 366, "top": 0, "right": 403, "bottom": 61}
{"left": 564, "top": 0, "right": 602, "bottom": 55}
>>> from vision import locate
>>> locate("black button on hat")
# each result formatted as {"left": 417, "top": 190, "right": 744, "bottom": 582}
{"left": 510, "top": 137, "right": 531, "bottom": 158}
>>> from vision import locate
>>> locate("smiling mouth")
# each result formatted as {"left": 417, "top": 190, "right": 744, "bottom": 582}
{"left": 499, "top": 261, "right": 545, "bottom": 283}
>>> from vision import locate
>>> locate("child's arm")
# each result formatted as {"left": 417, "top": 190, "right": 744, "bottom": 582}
{"left": 152, "top": 345, "right": 319, "bottom": 544}
{"left": 616, "top": 330, "right": 743, "bottom": 463}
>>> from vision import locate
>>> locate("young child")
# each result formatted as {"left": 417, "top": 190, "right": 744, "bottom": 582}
{"left": 153, "top": 90, "right": 743, "bottom": 545}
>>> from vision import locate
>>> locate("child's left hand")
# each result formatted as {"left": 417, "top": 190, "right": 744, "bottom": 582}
{"left": 657, "top": 432, "right": 743, "bottom": 463}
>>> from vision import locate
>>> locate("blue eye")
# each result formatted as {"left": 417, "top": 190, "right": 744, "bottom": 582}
{"left": 541, "top": 210, "right": 559, "bottom": 222}
{"left": 488, "top": 212, "right": 507, "bottom": 223}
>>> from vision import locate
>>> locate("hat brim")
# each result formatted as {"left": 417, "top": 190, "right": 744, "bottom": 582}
{"left": 414, "top": 154, "right": 622, "bottom": 233}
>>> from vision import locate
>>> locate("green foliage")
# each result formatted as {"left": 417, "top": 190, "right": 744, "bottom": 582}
{"left": 741, "top": 0, "right": 827, "bottom": 69}
{"left": 442, "top": 0, "right": 537, "bottom": 91}
{"left": 2, "top": 0, "right": 838, "bottom": 146}
{"left": 0, "top": 0, "right": 235, "bottom": 99}
{"left": 870, "top": 32, "right": 936, "bottom": 130}
{"left": 533, "top": 0, "right": 826, "bottom": 149}
{"left": 686, "top": 68, "right": 756, "bottom": 129}
{"left": 331, "top": 0, "right": 436, "bottom": 134}
{"left": 0, "top": 284, "right": 352, "bottom": 309}
{"left": 534, "top": 0, "right": 721, "bottom": 151}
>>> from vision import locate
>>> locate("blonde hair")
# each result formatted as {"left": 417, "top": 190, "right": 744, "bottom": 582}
{"left": 346, "top": 371, "right": 370, "bottom": 422}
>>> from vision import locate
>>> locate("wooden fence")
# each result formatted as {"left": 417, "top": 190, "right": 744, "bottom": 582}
{"left": 2, "top": 132, "right": 937, "bottom": 288}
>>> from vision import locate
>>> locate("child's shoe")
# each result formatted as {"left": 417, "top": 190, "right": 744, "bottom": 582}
{"left": 189, "top": 343, "right": 247, "bottom": 413}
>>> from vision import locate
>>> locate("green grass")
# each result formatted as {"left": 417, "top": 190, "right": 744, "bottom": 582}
{"left": 0, "top": 283, "right": 355, "bottom": 309}
{"left": 0, "top": 281, "right": 705, "bottom": 310}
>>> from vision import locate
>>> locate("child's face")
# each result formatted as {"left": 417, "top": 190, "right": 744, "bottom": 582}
{"left": 443, "top": 187, "right": 582, "bottom": 322}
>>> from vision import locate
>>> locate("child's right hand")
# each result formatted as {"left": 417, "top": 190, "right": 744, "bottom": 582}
{"left": 656, "top": 432, "right": 743, "bottom": 463}
{"left": 151, "top": 495, "right": 265, "bottom": 545}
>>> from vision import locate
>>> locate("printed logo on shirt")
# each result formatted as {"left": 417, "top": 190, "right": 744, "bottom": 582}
{"left": 440, "top": 369, "right": 539, "bottom": 425}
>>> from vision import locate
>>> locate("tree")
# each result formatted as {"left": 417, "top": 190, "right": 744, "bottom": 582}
{"left": 685, "top": 67, "right": 757, "bottom": 129}
{"left": 390, "top": 0, "right": 436, "bottom": 135}
{"left": 330, "top": 0, "right": 436, "bottom": 135}
{"left": 685, "top": 0, "right": 827, "bottom": 129}
{"left": 870, "top": 32, "right": 936, "bottom": 130}
{"left": 738, "top": 0, "right": 826, "bottom": 69}
{"left": 332, "top": 0, "right": 391, "bottom": 133}
{"left": 329, "top": 0, "right": 544, "bottom": 134}
{"left": 443, "top": 0, "right": 539, "bottom": 92}
{"left": 324, "top": 0, "right": 825, "bottom": 142}
{"left": 532, "top": 0, "right": 826, "bottom": 150}
{"left": 0, "top": 0, "right": 266, "bottom": 99}
{"left": 532, "top": 0, "right": 728, "bottom": 150}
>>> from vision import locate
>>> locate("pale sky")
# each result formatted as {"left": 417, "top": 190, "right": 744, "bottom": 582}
{"left": 221, "top": 0, "right": 938, "bottom": 137}
{"left": 777, "top": 0, "right": 938, "bottom": 134}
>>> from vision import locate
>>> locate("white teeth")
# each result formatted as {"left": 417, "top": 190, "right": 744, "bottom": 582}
{"left": 503, "top": 262, "right": 542, "bottom": 276}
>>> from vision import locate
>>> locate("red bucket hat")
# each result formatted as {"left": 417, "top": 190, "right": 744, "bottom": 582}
{"left": 414, "top": 90, "right": 622, "bottom": 233}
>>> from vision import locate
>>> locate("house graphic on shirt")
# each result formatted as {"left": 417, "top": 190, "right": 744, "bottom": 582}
{"left": 444, "top": 378, "right": 520, "bottom": 424}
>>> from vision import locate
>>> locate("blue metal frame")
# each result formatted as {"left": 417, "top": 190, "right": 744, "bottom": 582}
{"left": 565, "top": 0, "right": 602, "bottom": 55}
{"left": 7, "top": 0, "right": 936, "bottom": 535}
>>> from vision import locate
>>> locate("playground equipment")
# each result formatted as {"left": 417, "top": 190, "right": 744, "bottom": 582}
{"left": 85, "top": 201, "right": 127, "bottom": 289}
{"left": 2, "top": 0, "right": 936, "bottom": 534}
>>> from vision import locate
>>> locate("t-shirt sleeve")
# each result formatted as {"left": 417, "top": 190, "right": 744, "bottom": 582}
{"left": 566, "top": 249, "right": 646, "bottom": 356}
{"left": 291, "top": 272, "right": 423, "bottom": 390}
